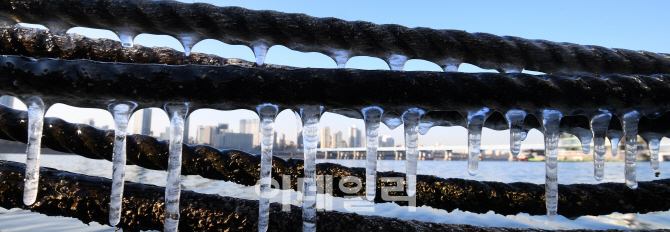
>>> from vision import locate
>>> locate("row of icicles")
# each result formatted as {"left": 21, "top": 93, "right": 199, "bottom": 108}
{"left": 13, "top": 94, "right": 663, "bottom": 232}
{"left": 116, "top": 29, "right": 512, "bottom": 73}
{"left": 6, "top": 24, "right": 660, "bottom": 232}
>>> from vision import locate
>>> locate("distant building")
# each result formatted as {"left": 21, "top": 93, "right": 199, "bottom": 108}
{"left": 159, "top": 127, "right": 170, "bottom": 141}
{"left": 278, "top": 133, "right": 286, "bottom": 150}
{"left": 86, "top": 118, "right": 95, "bottom": 127}
{"left": 320, "top": 127, "right": 331, "bottom": 148}
{"left": 297, "top": 132, "right": 304, "bottom": 149}
{"left": 0, "top": 96, "right": 13, "bottom": 108}
{"left": 332, "top": 131, "right": 347, "bottom": 148}
{"left": 348, "top": 125, "right": 362, "bottom": 148}
{"left": 240, "top": 119, "right": 260, "bottom": 148}
{"left": 196, "top": 125, "right": 217, "bottom": 145}
{"left": 379, "top": 135, "right": 394, "bottom": 147}
{"left": 216, "top": 132, "right": 253, "bottom": 151}
{"left": 133, "top": 109, "right": 152, "bottom": 136}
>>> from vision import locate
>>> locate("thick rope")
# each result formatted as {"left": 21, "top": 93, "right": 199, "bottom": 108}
{"left": 1, "top": 53, "right": 670, "bottom": 115}
{"left": 5, "top": 160, "right": 613, "bottom": 232}
{"left": 0, "top": 0, "right": 669, "bottom": 76}
{"left": 0, "top": 105, "right": 669, "bottom": 218}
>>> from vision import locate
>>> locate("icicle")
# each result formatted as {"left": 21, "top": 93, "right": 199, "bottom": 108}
{"left": 116, "top": 31, "right": 136, "bottom": 48}
{"left": 590, "top": 112, "right": 612, "bottom": 181}
{"left": 568, "top": 128, "right": 593, "bottom": 155}
{"left": 539, "top": 110, "right": 562, "bottom": 221}
{"left": 388, "top": 54, "right": 408, "bottom": 71}
{"left": 20, "top": 96, "right": 45, "bottom": 206}
{"left": 179, "top": 35, "right": 197, "bottom": 56}
{"left": 107, "top": 101, "right": 137, "bottom": 226}
{"left": 163, "top": 103, "right": 189, "bottom": 232}
{"left": 620, "top": 111, "right": 641, "bottom": 189}
{"left": 505, "top": 109, "right": 527, "bottom": 157}
{"left": 440, "top": 59, "right": 461, "bottom": 72}
{"left": 253, "top": 42, "right": 270, "bottom": 66}
{"left": 647, "top": 138, "right": 661, "bottom": 176}
{"left": 381, "top": 113, "right": 403, "bottom": 130}
{"left": 498, "top": 63, "right": 523, "bottom": 73}
{"left": 257, "top": 104, "right": 278, "bottom": 232}
{"left": 331, "top": 50, "right": 351, "bottom": 69}
{"left": 464, "top": 108, "right": 489, "bottom": 176}
{"left": 362, "top": 106, "right": 383, "bottom": 202}
{"left": 418, "top": 122, "right": 435, "bottom": 135}
{"left": 607, "top": 130, "right": 623, "bottom": 157}
{"left": 299, "top": 106, "right": 323, "bottom": 232}
{"left": 294, "top": 110, "right": 303, "bottom": 133}
{"left": 402, "top": 108, "right": 424, "bottom": 197}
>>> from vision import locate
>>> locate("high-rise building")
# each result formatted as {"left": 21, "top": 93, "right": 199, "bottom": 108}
{"left": 332, "top": 131, "right": 347, "bottom": 148}
{"left": 319, "top": 126, "right": 331, "bottom": 148}
{"left": 297, "top": 132, "right": 304, "bottom": 149}
{"left": 379, "top": 135, "right": 394, "bottom": 147}
{"left": 240, "top": 119, "right": 260, "bottom": 148}
{"left": 159, "top": 127, "right": 170, "bottom": 141}
{"left": 348, "top": 125, "right": 362, "bottom": 148}
{"left": 0, "top": 96, "right": 13, "bottom": 108}
{"left": 278, "top": 133, "right": 286, "bottom": 150}
{"left": 215, "top": 131, "right": 253, "bottom": 152}
{"left": 133, "top": 109, "right": 152, "bottom": 136}
{"left": 196, "top": 125, "right": 216, "bottom": 145}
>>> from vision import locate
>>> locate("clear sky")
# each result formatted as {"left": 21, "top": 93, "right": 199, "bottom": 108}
{"left": 8, "top": 0, "right": 670, "bottom": 147}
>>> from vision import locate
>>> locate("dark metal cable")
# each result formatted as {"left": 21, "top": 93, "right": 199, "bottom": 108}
{"left": 1, "top": 53, "right": 670, "bottom": 116}
{"left": 1, "top": 105, "right": 669, "bottom": 218}
{"left": 1, "top": 0, "right": 669, "bottom": 76}
{"left": 3, "top": 160, "right": 651, "bottom": 232}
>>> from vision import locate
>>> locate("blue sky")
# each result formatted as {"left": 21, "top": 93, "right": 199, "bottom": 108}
{"left": 10, "top": 0, "right": 670, "bottom": 147}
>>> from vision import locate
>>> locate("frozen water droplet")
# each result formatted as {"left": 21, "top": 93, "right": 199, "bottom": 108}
{"left": 116, "top": 31, "right": 136, "bottom": 48}
{"left": 647, "top": 138, "right": 661, "bottom": 175}
{"left": 299, "top": 106, "right": 322, "bottom": 232}
{"left": 418, "top": 122, "right": 435, "bottom": 135}
{"left": 498, "top": 63, "right": 523, "bottom": 73}
{"left": 402, "top": 108, "right": 424, "bottom": 197}
{"left": 362, "top": 107, "right": 383, "bottom": 202}
{"left": 607, "top": 129, "right": 623, "bottom": 157}
{"left": 505, "top": 110, "right": 527, "bottom": 157}
{"left": 180, "top": 35, "right": 198, "bottom": 56}
{"left": 388, "top": 54, "right": 408, "bottom": 71}
{"left": 253, "top": 42, "right": 270, "bottom": 66}
{"left": 163, "top": 103, "right": 189, "bottom": 232}
{"left": 382, "top": 113, "right": 403, "bottom": 130}
{"left": 331, "top": 50, "right": 351, "bottom": 69}
{"left": 20, "top": 96, "right": 45, "bottom": 206}
{"left": 465, "top": 108, "right": 490, "bottom": 176}
{"left": 620, "top": 111, "right": 641, "bottom": 189}
{"left": 256, "top": 104, "right": 278, "bottom": 232}
{"left": 590, "top": 112, "right": 611, "bottom": 181}
{"left": 569, "top": 127, "right": 593, "bottom": 155}
{"left": 440, "top": 58, "right": 461, "bottom": 72}
{"left": 107, "top": 101, "right": 137, "bottom": 226}
{"left": 538, "top": 110, "right": 562, "bottom": 221}
{"left": 294, "top": 110, "right": 303, "bottom": 133}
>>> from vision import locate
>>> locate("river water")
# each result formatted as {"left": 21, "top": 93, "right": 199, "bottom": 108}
{"left": 0, "top": 153, "right": 668, "bottom": 231}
